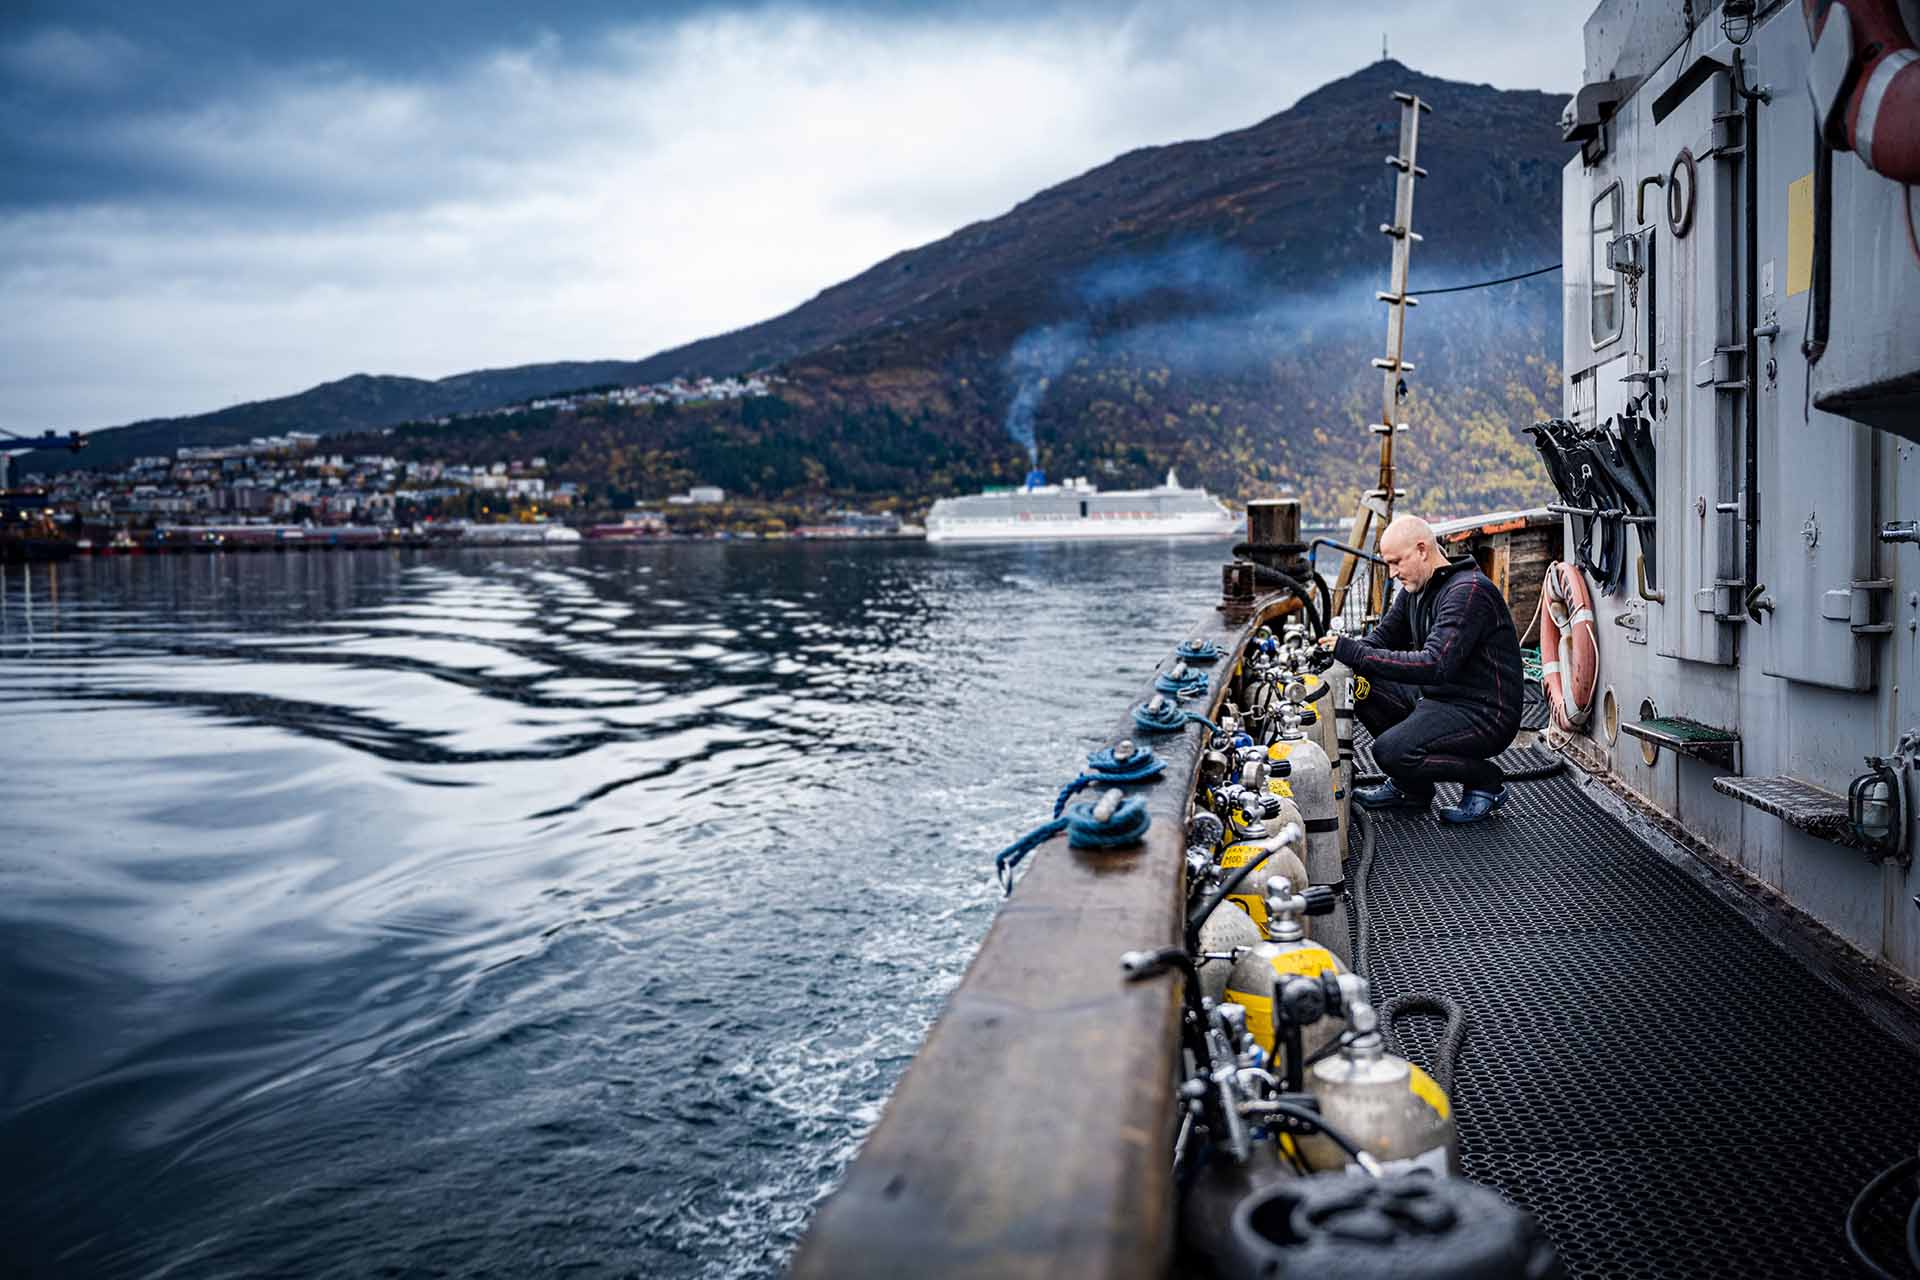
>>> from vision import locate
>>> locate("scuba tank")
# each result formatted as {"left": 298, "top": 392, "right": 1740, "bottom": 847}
{"left": 1222, "top": 877, "right": 1345, "bottom": 1067}
{"left": 1266, "top": 690, "right": 1351, "bottom": 967}
{"left": 1217, "top": 780, "right": 1308, "bottom": 938}
{"left": 1280, "top": 622, "right": 1347, "bottom": 854}
{"left": 1190, "top": 841, "right": 1262, "bottom": 1005}
{"left": 1292, "top": 973, "right": 1460, "bottom": 1178}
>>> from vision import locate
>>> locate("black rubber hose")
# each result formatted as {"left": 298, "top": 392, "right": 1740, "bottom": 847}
{"left": 1908, "top": 1188, "right": 1919, "bottom": 1274}
{"left": 1351, "top": 805, "right": 1379, "bottom": 983}
{"left": 1185, "top": 840, "right": 1282, "bottom": 951}
{"left": 1242, "top": 562, "right": 1326, "bottom": 637}
{"left": 1259, "top": 1099, "right": 1373, "bottom": 1170}
{"left": 1844, "top": 1153, "right": 1918, "bottom": 1280}
{"left": 1381, "top": 993, "right": 1468, "bottom": 1096}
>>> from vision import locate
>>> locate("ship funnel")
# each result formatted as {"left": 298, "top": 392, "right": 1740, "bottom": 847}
{"left": 1025, "top": 468, "right": 1046, "bottom": 491}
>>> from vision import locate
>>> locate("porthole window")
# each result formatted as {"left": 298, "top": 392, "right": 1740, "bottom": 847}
{"left": 1590, "top": 182, "right": 1624, "bottom": 347}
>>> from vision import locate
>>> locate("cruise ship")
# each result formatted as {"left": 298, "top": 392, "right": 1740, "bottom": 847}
{"left": 923, "top": 469, "right": 1238, "bottom": 543}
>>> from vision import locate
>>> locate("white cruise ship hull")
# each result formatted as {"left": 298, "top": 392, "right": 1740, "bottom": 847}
{"left": 925, "top": 509, "right": 1236, "bottom": 543}
{"left": 925, "top": 472, "right": 1238, "bottom": 544}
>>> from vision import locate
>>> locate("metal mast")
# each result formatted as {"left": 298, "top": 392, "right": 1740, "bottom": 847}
{"left": 1331, "top": 89, "right": 1430, "bottom": 619}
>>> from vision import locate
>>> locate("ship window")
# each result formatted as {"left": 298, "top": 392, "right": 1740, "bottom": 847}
{"left": 1590, "top": 182, "right": 1623, "bottom": 347}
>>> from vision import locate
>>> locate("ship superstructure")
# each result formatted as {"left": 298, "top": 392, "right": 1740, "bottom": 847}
{"left": 924, "top": 469, "right": 1237, "bottom": 543}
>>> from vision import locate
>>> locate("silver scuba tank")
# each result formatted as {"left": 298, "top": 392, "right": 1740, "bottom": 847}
{"left": 1266, "top": 691, "right": 1351, "bottom": 967}
{"left": 1297, "top": 974, "right": 1460, "bottom": 1178}
{"left": 1191, "top": 842, "right": 1263, "bottom": 1005}
{"left": 1223, "top": 876, "right": 1346, "bottom": 1068}
{"left": 1217, "top": 783, "right": 1309, "bottom": 939}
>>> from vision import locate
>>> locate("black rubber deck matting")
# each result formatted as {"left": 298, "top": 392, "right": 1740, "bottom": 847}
{"left": 1349, "top": 768, "right": 1920, "bottom": 1279}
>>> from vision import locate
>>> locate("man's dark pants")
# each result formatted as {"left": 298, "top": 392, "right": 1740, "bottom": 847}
{"left": 1355, "top": 679, "right": 1519, "bottom": 800}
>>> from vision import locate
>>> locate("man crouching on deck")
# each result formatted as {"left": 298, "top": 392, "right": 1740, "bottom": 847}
{"left": 1316, "top": 514, "right": 1524, "bottom": 824}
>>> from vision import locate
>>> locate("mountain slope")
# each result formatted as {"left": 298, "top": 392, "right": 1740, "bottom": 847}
{"left": 22, "top": 60, "right": 1574, "bottom": 515}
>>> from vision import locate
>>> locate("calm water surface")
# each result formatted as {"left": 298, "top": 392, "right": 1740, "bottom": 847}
{"left": 0, "top": 540, "right": 1224, "bottom": 1279}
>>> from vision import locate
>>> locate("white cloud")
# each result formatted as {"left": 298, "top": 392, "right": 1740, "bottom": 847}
{"left": 0, "top": 3, "right": 1583, "bottom": 431}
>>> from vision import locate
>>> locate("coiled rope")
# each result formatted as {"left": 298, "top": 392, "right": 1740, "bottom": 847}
{"left": 1133, "top": 697, "right": 1220, "bottom": 736}
{"left": 1175, "top": 638, "right": 1224, "bottom": 663}
{"left": 1053, "top": 741, "right": 1167, "bottom": 817}
{"left": 994, "top": 791, "right": 1152, "bottom": 894}
{"left": 1153, "top": 664, "right": 1210, "bottom": 700}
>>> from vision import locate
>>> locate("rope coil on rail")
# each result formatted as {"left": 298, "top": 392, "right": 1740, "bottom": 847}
{"left": 1153, "top": 663, "right": 1210, "bottom": 700}
{"left": 1175, "top": 638, "right": 1224, "bottom": 663}
{"left": 993, "top": 790, "right": 1152, "bottom": 894}
{"left": 1053, "top": 741, "right": 1167, "bottom": 817}
{"left": 1133, "top": 695, "right": 1220, "bottom": 736}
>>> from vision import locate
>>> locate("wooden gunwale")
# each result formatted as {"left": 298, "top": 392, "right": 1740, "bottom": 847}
{"left": 790, "top": 591, "right": 1304, "bottom": 1280}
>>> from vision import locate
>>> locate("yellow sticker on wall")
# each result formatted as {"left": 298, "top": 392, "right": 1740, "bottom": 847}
{"left": 1787, "top": 173, "right": 1813, "bottom": 297}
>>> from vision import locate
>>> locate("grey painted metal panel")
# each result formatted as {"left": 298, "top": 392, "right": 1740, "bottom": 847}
{"left": 1651, "top": 63, "right": 1739, "bottom": 664}
{"left": 1564, "top": 0, "right": 1920, "bottom": 977}
{"left": 1755, "top": 36, "right": 1877, "bottom": 691}
{"left": 1584, "top": 0, "right": 1695, "bottom": 86}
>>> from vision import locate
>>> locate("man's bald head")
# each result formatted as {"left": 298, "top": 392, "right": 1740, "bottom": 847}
{"left": 1378, "top": 513, "right": 1450, "bottom": 592}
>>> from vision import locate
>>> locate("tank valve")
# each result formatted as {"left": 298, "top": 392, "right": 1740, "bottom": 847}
{"left": 1881, "top": 521, "right": 1920, "bottom": 545}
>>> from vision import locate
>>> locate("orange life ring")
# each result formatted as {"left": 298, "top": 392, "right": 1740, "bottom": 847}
{"left": 1805, "top": 0, "right": 1920, "bottom": 182}
{"left": 1538, "top": 561, "right": 1598, "bottom": 733}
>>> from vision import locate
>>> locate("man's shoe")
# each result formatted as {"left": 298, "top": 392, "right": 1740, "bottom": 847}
{"left": 1354, "top": 779, "right": 1433, "bottom": 810}
{"left": 1438, "top": 787, "right": 1507, "bottom": 824}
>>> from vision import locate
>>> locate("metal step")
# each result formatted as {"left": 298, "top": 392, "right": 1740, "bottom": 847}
{"left": 1620, "top": 716, "right": 1741, "bottom": 771}
{"left": 1712, "top": 774, "right": 1857, "bottom": 847}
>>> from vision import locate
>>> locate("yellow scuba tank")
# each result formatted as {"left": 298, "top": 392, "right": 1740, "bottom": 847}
{"left": 1223, "top": 877, "right": 1347, "bottom": 1067}
{"left": 1267, "top": 690, "right": 1351, "bottom": 967}
{"left": 1216, "top": 783, "right": 1308, "bottom": 937}
{"left": 1297, "top": 974, "right": 1460, "bottom": 1177}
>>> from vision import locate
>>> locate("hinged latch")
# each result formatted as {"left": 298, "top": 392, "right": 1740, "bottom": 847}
{"left": 1827, "top": 578, "right": 1896, "bottom": 635}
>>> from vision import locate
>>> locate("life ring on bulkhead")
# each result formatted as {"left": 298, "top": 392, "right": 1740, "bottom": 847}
{"left": 1538, "top": 561, "right": 1598, "bottom": 733}
{"left": 1804, "top": 0, "right": 1920, "bottom": 183}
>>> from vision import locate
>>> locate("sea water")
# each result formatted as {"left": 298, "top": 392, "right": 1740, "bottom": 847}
{"left": 0, "top": 539, "right": 1223, "bottom": 1278}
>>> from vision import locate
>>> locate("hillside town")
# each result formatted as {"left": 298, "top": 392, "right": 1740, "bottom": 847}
{"left": 0, "top": 373, "right": 914, "bottom": 556}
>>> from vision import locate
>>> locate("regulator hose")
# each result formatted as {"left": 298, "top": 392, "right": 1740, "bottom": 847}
{"left": 993, "top": 792, "right": 1152, "bottom": 894}
{"left": 1254, "top": 1099, "right": 1376, "bottom": 1174}
{"left": 1053, "top": 743, "right": 1168, "bottom": 817}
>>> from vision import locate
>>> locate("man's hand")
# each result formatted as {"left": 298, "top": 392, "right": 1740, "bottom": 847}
{"left": 1315, "top": 634, "right": 1338, "bottom": 652}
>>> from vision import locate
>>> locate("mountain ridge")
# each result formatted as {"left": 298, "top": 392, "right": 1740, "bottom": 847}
{"left": 20, "top": 59, "right": 1573, "bottom": 515}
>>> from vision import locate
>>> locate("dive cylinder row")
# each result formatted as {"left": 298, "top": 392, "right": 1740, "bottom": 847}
{"left": 1139, "top": 618, "right": 1562, "bottom": 1280}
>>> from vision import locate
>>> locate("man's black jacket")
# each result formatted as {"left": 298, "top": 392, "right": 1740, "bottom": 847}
{"left": 1331, "top": 556, "right": 1524, "bottom": 728}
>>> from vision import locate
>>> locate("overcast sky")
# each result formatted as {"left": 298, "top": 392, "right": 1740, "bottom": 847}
{"left": 1, "top": 1, "right": 1583, "bottom": 432}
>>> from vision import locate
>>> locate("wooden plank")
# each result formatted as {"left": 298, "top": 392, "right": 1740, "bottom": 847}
{"left": 790, "top": 594, "right": 1301, "bottom": 1280}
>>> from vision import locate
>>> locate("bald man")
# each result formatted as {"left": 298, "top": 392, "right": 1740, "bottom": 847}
{"left": 1317, "top": 514, "right": 1524, "bottom": 823}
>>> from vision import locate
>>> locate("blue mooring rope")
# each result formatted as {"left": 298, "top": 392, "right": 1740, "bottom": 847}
{"left": 994, "top": 792, "right": 1153, "bottom": 894}
{"left": 1175, "top": 638, "right": 1223, "bottom": 663}
{"left": 1053, "top": 742, "right": 1167, "bottom": 817}
{"left": 1153, "top": 664, "right": 1210, "bottom": 700}
{"left": 1133, "top": 696, "right": 1221, "bottom": 736}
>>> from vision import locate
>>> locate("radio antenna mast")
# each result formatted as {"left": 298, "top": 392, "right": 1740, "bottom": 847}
{"left": 1331, "top": 89, "right": 1430, "bottom": 619}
